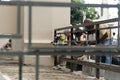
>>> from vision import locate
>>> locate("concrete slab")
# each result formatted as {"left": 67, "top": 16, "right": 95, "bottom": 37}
{"left": 0, "top": 72, "right": 11, "bottom": 80}
{"left": 0, "top": 65, "right": 97, "bottom": 80}
{"left": 105, "top": 70, "right": 120, "bottom": 80}
{"left": 24, "top": 56, "right": 54, "bottom": 66}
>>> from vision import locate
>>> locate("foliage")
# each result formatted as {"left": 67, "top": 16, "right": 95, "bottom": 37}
{"left": 71, "top": 0, "right": 99, "bottom": 25}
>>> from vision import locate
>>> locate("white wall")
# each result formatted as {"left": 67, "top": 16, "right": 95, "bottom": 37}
{"left": 0, "top": 6, "right": 17, "bottom": 34}
{"left": 52, "top": 0, "right": 71, "bottom": 39}
{"left": 0, "top": 0, "right": 70, "bottom": 66}
{"left": 24, "top": 0, "right": 70, "bottom": 66}
{"left": 24, "top": 0, "right": 70, "bottom": 43}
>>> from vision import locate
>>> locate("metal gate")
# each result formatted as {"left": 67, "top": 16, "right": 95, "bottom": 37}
{"left": 0, "top": 1, "right": 120, "bottom": 80}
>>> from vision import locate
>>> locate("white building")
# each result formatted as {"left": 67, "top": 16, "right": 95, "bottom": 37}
{"left": 0, "top": 0, "right": 71, "bottom": 66}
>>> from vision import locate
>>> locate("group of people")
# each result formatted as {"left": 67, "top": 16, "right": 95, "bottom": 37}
{"left": 53, "top": 18, "right": 120, "bottom": 71}
{"left": 84, "top": 19, "right": 120, "bottom": 65}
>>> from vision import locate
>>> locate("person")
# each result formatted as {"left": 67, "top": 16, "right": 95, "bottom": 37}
{"left": 66, "top": 19, "right": 93, "bottom": 71}
{"left": 112, "top": 32, "right": 117, "bottom": 45}
{"left": 84, "top": 19, "right": 96, "bottom": 45}
{"left": 99, "top": 24, "right": 111, "bottom": 64}
{"left": 53, "top": 31, "right": 70, "bottom": 70}
{"left": 64, "top": 30, "right": 71, "bottom": 41}
{"left": 111, "top": 32, "right": 120, "bottom": 65}
{"left": 84, "top": 19, "right": 112, "bottom": 64}
{"left": 74, "top": 27, "right": 83, "bottom": 41}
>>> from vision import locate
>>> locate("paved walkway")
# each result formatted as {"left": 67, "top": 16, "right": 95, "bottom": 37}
{"left": 0, "top": 64, "right": 99, "bottom": 80}
{"left": 0, "top": 73, "right": 6, "bottom": 80}
{"left": 0, "top": 72, "right": 12, "bottom": 80}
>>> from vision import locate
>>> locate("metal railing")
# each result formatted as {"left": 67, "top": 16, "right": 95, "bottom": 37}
{"left": 54, "top": 16, "right": 120, "bottom": 79}
{"left": 0, "top": 1, "right": 120, "bottom": 80}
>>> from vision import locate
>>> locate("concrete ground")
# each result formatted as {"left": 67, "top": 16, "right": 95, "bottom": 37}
{"left": 0, "top": 57, "right": 106, "bottom": 80}
{"left": 0, "top": 63, "right": 100, "bottom": 80}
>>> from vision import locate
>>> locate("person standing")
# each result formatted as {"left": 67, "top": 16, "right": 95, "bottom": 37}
{"left": 99, "top": 24, "right": 111, "bottom": 64}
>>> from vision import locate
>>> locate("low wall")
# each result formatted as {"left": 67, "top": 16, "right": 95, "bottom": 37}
{"left": 24, "top": 43, "right": 54, "bottom": 67}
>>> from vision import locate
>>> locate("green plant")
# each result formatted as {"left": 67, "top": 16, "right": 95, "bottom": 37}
{"left": 71, "top": 0, "right": 99, "bottom": 25}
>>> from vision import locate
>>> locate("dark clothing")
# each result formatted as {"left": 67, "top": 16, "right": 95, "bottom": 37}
{"left": 112, "top": 57, "right": 120, "bottom": 65}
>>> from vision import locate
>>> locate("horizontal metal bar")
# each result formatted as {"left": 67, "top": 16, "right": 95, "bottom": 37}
{"left": 54, "top": 40, "right": 118, "bottom": 44}
{"left": 0, "top": 49, "right": 120, "bottom": 55}
{"left": 27, "top": 51, "right": 120, "bottom": 56}
{"left": 0, "top": 51, "right": 22, "bottom": 56}
{"left": 0, "top": 51, "right": 120, "bottom": 73}
{"left": 0, "top": 1, "right": 119, "bottom": 8}
{"left": 55, "top": 18, "right": 119, "bottom": 31}
{"left": 0, "top": 34, "right": 22, "bottom": 38}
{"left": 0, "top": 52, "right": 120, "bottom": 73}
{"left": 84, "top": 26, "right": 119, "bottom": 32}
{"left": 30, "top": 45, "right": 119, "bottom": 51}
{"left": 0, "top": 60, "right": 18, "bottom": 63}
{"left": 56, "top": 26, "right": 118, "bottom": 35}
{"left": 99, "top": 26, "right": 118, "bottom": 30}
{"left": 62, "top": 58, "right": 120, "bottom": 73}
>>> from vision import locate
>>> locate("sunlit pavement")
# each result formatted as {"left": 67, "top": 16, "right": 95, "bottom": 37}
{"left": 0, "top": 64, "right": 99, "bottom": 80}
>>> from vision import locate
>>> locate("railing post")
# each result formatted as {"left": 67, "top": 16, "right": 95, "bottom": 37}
{"left": 17, "top": 1, "right": 21, "bottom": 34}
{"left": 70, "top": 28, "right": 74, "bottom": 72}
{"left": 54, "top": 30, "right": 58, "bottom": 66}
{"left": 35, "top": 52, "right": 39, "bottom": 80}
{"left": 95, "top": 24, "right": 100, "bottom": 79}
{"left": 118, "top": 4, "right": 120, "bottom": 48}
{"left": 28, "top": 4, "right": 32, "bottom": 49}
{"left": 19, "top": 53, "right": 23, "bottom": 80}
